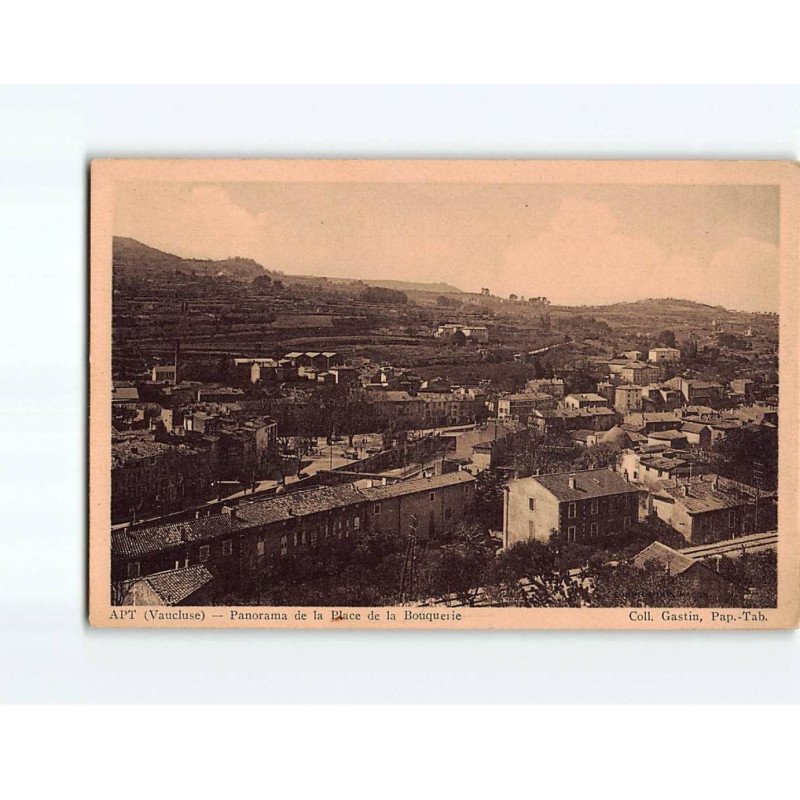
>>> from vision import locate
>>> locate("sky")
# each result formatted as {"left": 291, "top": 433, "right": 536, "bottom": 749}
{"left": 114, "top": 181, "right": 780, "bottom": 312}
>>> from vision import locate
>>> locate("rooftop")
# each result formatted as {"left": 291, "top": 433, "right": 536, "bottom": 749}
{"left": 566, "top": 393, "right": 606, "bottom": 402}
{"left": 632, "top": 541, "right": 696, "bottom": 577}
{"left": 649, "top": 474, "right": 769, "bottom": 514}
{"left": 136, "top": 564, "right": 214, "bottom": 604}
{"left": 112, "top": 472, "right": 476, "bottom": 558}
{"left": 527, "top": 469, "right": 640, "bottom": 502}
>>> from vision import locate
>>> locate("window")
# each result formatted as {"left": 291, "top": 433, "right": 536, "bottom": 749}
{"left": 624, "top": 517, "right": 631, "bottom": 531}
{"left": 567, "top": 526, "right": 577, "bottom": 543}
{"left": 528, "top": 497, "right": 536, "bottom": 511}
{"left": 354, "top": 516, "right": 361, "bottom": 530}
{"left": 198, "top": 545, "right": 210, "bottom": 561}
{"left": 445, "top": 508, "right": 453, "bottom": 521}
{"left": 127, "top": 561, "right": 141, "bottom": 579}
{"left": 256, "top": 540, "right": 265, "bottom": 557}
{"left": 568, "top": 502, "right": 576, "bottom": 519}
{"left": 528, "top": 520, "right": 535, "bottom": 537}
{"left": 610, "top": 496, "right": 616, "bottom": 511}
{"left": 590, "top": 499, "right": 599, "bottom": 515}
{"left": 222, "top": 539, "right": 233, "bottom": 556}
{"left": 430, "top": 492, "right": 436, "bottom": 502}
{"left": 301, "top": 530, "right": 307, "bottom": 545}
{"left": 293, "top": 531, "right": 299, "bottom": 548}
{"left": 729, "top": 510, "right": 736, "bottom": 527}
{"left": 374, "top": 503, "right": 381, "bottom": 516}
{"left": 590, "top": 522, "right": 598, "bottom": 537}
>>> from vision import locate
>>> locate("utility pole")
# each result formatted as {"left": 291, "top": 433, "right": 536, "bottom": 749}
{"left": 753, "top": 461, "right": 764, "bottom": 533}
{"left": 399, "top": 513, "right": 418, "bottom": 604}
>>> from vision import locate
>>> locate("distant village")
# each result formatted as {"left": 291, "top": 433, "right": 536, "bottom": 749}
{"left": 110, "top": 238, "right": 779, "bottom": 608}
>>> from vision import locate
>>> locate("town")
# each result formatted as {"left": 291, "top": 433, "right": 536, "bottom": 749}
{"left": 110, "top": 237, "right": 779, "bottom": 609}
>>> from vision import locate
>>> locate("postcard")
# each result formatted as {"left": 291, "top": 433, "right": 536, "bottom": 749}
{"left": 89, "top": 159, "right": 798, "bottom": 628}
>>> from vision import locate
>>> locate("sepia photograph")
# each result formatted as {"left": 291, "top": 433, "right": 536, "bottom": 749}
{"left": 89, "top": 159, "right": 798, "bottom": 628}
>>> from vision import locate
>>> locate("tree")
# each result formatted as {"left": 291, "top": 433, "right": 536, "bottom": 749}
{"left": 359, "top": 286, "right": 408, "bottom": 305}
{"left": 656, "top": 330, "right": 677, "bottom": 348}
{"left": 436, "top": 295, "right": 459, "bottom": 308}
{"left": 473, "top": 469, "right": 506, "bottom": 530}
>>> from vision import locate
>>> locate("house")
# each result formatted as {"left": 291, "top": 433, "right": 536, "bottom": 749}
{"left": 617, "top": 448, "right": 693, "bottom": 486}
{"left": 667, "top": 377, "right": 725, "bottom": 406}
{"left": 623, "top": 412, "right": 683, "bottom": 435}
{"left": 503, "top": 468, "right": 641, "bottom": 547}
{"left": 365, "top": 391, "right": 426, "bottom": 428}
{"left": 435, "top": 323, "right": 489, "bottom": 343}
{"left": 111, "top": 472, "right": 477, "bottom": 586}
{"left": 619, "top": 363, "right": 662, "bottom": 384}
{"left": 647, "top": 347, "right": 681, "bottom": 364}
{"left": 530, "top": 407, "right": 621, "bottom": 434}
{"left": 564, "top": 393, "right": 609, "bottom": 410}
{"left": 217, "top": 418, "right": 279, "bottom": 483}
{"left": 112, "top": 385, "right": 140, "bottom": 404}
{"left": 621, "top": 350, "right": 643, "bottom": 361}
{"left": 525, "top": 378, "right": 566, "bottom": 399}
{"left": 681, "top": 421, "right": 713, "bottom": 448}
{"left": 729, "top": 378, "right": 755, "bottom": 398}
{"left": 647, "top": 430, "right": 689, "bottom": 449}
{"left": 151, "top": 364, "right": 177, "bottom": 383}
{"left": 115, "top": 564, "right": 216, "bottom": 606}
{"left": 614, "top": 384, "right": 643, "bottom": 413}
{"left": 111, "top": 432, "right": 215, "bottom": 522}
{"left": 646, "top": 473, "right": 775, "bottom": 544}
{"left": 311, "top": 351, "right": 341, "bottom": 371}
{"left": 497, "top": 392, "right": 557, "bottom": 420}
{"left": 631, "top": 541, "right": 737, "bottom": 605}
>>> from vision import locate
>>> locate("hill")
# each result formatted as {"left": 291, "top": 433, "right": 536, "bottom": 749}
{"left": 113, "top": 237, "right": 266, "bottom": 281}
{"left": 114, "top": 237, "right": 464, "bottom": 294}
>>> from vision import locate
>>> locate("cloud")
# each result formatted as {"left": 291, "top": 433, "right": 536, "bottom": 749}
{"left": 500, "top": 197, "right": 666, "bottom": 304}
{"left": 117, "top": 185, "right": 262, "bottom": 262}
{"left": 706, "top": 237, "right": 779, "bottom": 312}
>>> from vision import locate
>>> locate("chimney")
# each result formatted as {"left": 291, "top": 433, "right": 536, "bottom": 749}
{"left": 568, "top": 475, "right": 576, "bottom": 489}
{"left": 174, "top": 339, "right": 181, "bottom": 385}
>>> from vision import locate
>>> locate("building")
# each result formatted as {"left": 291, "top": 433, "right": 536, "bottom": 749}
{"left": 530, "top": 407, "right": 621, "bottom": 434}
{"left": 151, "top": 364, "right": 177, "bottom": 383}
{"left": 111, "top": 471, "right": 476, "bottom": 585}
{"left": 328, "top": 366, "right": 358, "bottom": 386}
{"left": 115, "top": 564, "right": 216, "bottom": 605}
{"left": 564, "top": 393, "right": 609, "bottom": 410}
{"left": 435, "top": 323, "right": 489, "bottom": 343}
{"left": 111, "top": 432, "right": 215, "bottom": 522}
{"left": 619, "top": 363, "right": 662, "bottom": 384}
{"left": 217, "top": 418, "right": 279, "bottom": 483}
{"left": 614, "top": 384, "right": 643, "bottom": 413}
{"left": 631, "top": 541, "right": 737, "bottom": 605}
{"left": 503, "top": 468, "right": 641, "bottom": 548}
{"left": 621, "top": 350, "right": 643, "bottom": 361}
{"left": 647, "top": 430, "right": 689, "bottom": 449}
{"left": 667, "top": 377, "right": 725, "bottom": 406}
{"left": 525, "top": 378, "right": 566, "bottom": 399}
{"left": 646, "top": 473, "right": 775, "bottom": 544}
{"left": 681, "top": 421, "right": 713, "bottom": 448}
{"left": 365, "top": 391, "right": 425, "bottom": 428}
{"left": 497, "top": 392, "right": 557, "bottom": 421}
{"left": 648, "top": 347, "right": 681, "bottom": 364}
{"left": 623, "top": 412, "right": 683, "bottom": 435}
{"left": 617, "top": 448, "right": 693, "bottom": 486}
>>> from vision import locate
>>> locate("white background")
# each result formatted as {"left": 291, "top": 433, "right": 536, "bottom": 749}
{"left": 1, "top": 85, "right": 799, "bottom": 704}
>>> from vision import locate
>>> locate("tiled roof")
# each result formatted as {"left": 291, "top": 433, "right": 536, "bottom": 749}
{"left": 502, "top": 392, "right": 552, "bottom": 402}
{"left": 649, "top": 474, "right": 767, "bottom": 514}
{"left": 112, "top": 514, "right": 248, "bottom": 558}
{"left": 236, "top": 484, "right": 366, "bottom": 526}
{"left": 632, "top": 541, "right": 695, "bottom": 576}
{"left": 530, "top": 469, "right": 639, "bottom": 502}
{"left": 360, "top": 471, "right": 474, "bottom": 501}
{"left": 112, "top": 473, "right": 474, "bottom": 559}
{"left": 566, "top": 393, "right": 606, "bottom": 402}
{"left": 111, "top": 434, "right": 181, "bottom": 469}
{"left": 681, "top": 421, "right": 711, "bottom": 434}
{"left": 648, "top": 430, "right": 688, "bottom": 440}
{"left": 141, "top": 565, "right": 215, "bottom": 604}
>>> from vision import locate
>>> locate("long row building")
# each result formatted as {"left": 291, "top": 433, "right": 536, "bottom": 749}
{"left": 113, "top": 471, "right": 477, "bottom": 596}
